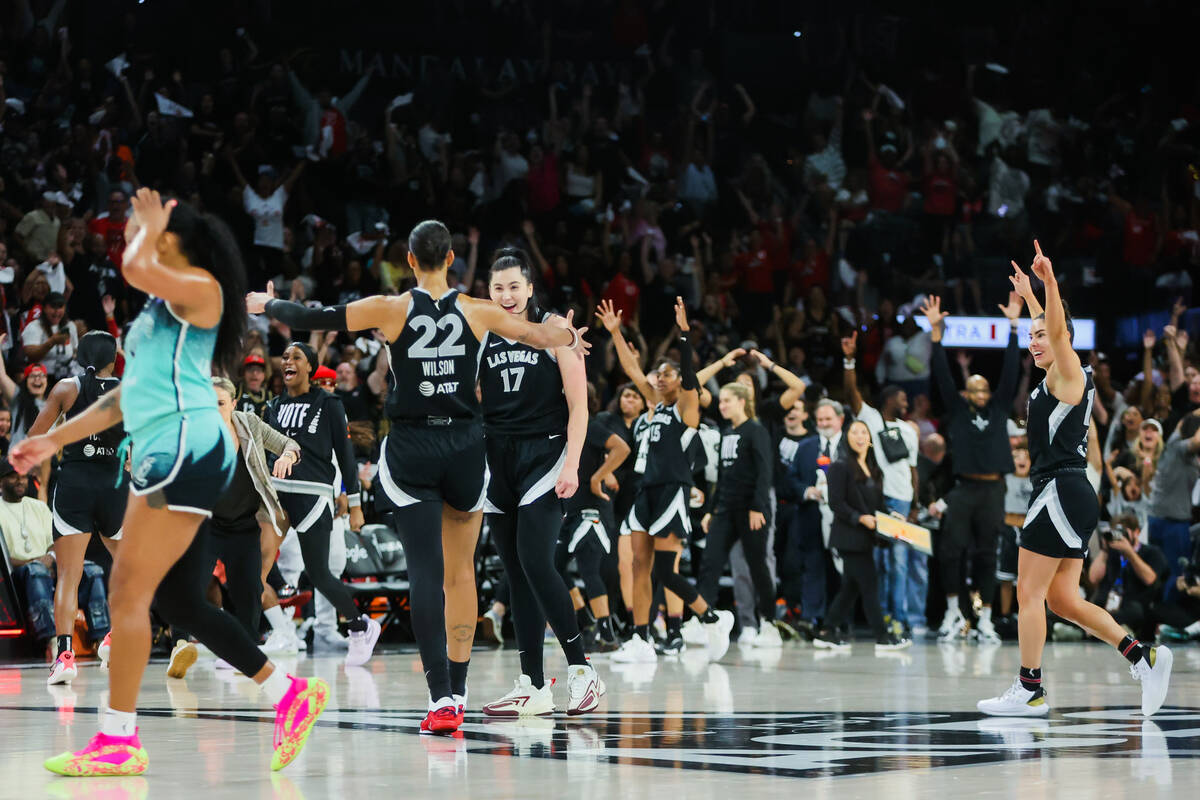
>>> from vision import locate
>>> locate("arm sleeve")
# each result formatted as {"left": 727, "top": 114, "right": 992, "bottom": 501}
{"left": 264, "top": 299, "right": 348, "bottom": 331}
{"left": 750, "top": 424, "right": 773, "bottom": 514}
{"left": 826, "top": 462, "right": 859, "bottom": 525}
{"left": 327, "top": 397, "right": 360, "bottom": 505}
{"left": 994, "top": 330, "right": 1021, "bottom": 405}
{"left": 930, "top": 341, "right": 962, "bottom": 414}
{"left": 678, "top": 334, "right": 697, "bottom": 391}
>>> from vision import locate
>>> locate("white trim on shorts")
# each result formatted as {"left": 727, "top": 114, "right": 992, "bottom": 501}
{"left": 568, "top": 514, "right": 611, "bottom": 554}
{"left": 519, "top": 443, "right": 568, "bottom": 507}
{"left": 166, "top": 504, "right": 213, "bottom": 518}
{"left": 377, "top": 438, "right": 421, "bottom": 509}
{"left": 1023, "top": 478, "right": 1083, "bottom": 550}
{"left": 294, "top": 496, "right": 334, "bottom": 533}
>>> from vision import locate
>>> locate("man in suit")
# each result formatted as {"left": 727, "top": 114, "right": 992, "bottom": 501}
{"left": 778, "top": 398, "right": 845, "bottom": 629}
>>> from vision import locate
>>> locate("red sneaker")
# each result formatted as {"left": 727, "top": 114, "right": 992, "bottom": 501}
{"left": 420, "top": 697, "right": 462, "bottom": 735}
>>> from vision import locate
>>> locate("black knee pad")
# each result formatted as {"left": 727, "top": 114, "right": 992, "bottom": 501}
{"left": 652, "top": 549, "right": 678, "bottom": 584}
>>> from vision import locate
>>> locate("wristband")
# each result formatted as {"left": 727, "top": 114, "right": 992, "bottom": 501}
{"left": 347, "top": 493, "right": 362, "bottom": 508}
{"left": 566, "top": 326, "right": 581, "bottom": 351}
{"left": 844, "top": 358, "right": 856, "bottom": 370}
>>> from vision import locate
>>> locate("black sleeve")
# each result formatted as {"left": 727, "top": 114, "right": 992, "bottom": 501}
{"left": 585, "top": 421, "right": 611, "bottom": 450}
{"left": 749, "top": 423, "right": 773, "bottom": 514}
{"left": 930, "top": 341, "right": 963, "bottom": 415}
{"left": 993, "top": 329, "right": 1021, "bottom": 406}
{"left": 827, "top": 461, "right": 860, "bottom": 526}
{"left": 265, "top": 299, "right": 348, "bottom": 331}
{"left": 678, "top": 334, "right": 698, "bottom": 391}
{"left": 327, "top": 396, "right": 361, "bottom": 502}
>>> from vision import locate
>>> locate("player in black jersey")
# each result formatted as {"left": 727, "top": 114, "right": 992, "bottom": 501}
{"left": 247, "top": 219, "right": 589, "bottom": 735}
{"left": 477, "top": 249, "right": 606, "bottom": 717}
{"left": 557, "top": 384, "right": 631, "bottom": 653}
{"left": 266, "top": 342, "right": 379, "bottom": 667}
{"left": 28, "top": 332, "right": 126, "bottom": 683}
{"left": 236, "top": 354, "right": 274, "bottom": 417}
{"left": 598, "top": 383, "right": 647, "bottom": 629}
{"left": 597, "top": 298, "right": 734, "bottom": 663}
{"left": 977, "top": 242, "right": 1173, "bottom": 718}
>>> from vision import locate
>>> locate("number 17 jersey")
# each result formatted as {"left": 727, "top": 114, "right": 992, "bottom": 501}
{"left": 478, "top": 310, "right": 568, "bottom": 437}
{"left": 386, "top": 288, "right": 483, "bottom": 423}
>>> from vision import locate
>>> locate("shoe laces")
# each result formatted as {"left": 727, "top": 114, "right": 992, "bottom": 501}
{"left": 1130, "top": 660, "right": 1150, "bottom": 681}
{"left": 1000, "top": 678, "right": 1028, "bottom": 702}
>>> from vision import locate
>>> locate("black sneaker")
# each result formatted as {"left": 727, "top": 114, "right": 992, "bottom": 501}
{"left": 875, "top": 632, "right": 912, "bottom": 653}
{"left": 656, "top": 634, "right": 684, "bottom": 655}
{"left": 813, "top": 629, "right": 850, "bottom": 651}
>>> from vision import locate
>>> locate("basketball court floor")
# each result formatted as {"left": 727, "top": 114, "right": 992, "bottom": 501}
{"left": 2, "top": 640, "right": 1198, "bottom": 799}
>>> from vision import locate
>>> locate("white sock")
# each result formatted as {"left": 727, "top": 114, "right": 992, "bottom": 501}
{"left": 101, "top": 707, "right": 137, "bottom": 738}
{"left": 259, "top": 668, "right": 292, "bottom": 705}
{"left": 979, "top": 607, "right": 992, "bottom": 622}
{"left": 264, "top": 605, "right": 290, "bottom": 634}
{"left": 1185, "top": 620, "right": 1200, "bottom": 635}
{"left": 943, "top": 601, "right": 959, "bottom": 620}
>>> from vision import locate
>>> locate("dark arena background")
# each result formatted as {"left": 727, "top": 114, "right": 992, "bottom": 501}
{"left": 1, "top": 1, "right": 1200, "bottom": 798}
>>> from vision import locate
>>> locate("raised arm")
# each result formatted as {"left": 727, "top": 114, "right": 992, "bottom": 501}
{"left": 1140, "top": 329, "right": 1156, "bottom": 415}
{"left": 841, "top": 331, "right": 865, "bottom": 415}
{"left": 596, "top": 299, "right": 656, "bottom": 405}
{"left": 249, "top": 283, "right": 410, "bottom": 340}
{"left": 1163, "top": 322, "right": 1186, "bottom": 392}
{"left": 749, "top": 349, "right": 807, "bottom": 410}
{"left": 367, "top": 332, "right": 390, "bottom": 396}
{"left": 9, "top": 387, "right": 123, "bottom": 474}
{"left": 697, "top": 348, "right": 746, "bottom": 389}
{"left": 674, "top": 298, "right": 701, "bottom": 429}
{"left": 1008, "top": 259, "right": 1043, "bottom": 317}
{"left": 1029, "top": 241, "right": 1084, "bottom": 401}
{"left": 25, "top": 377, "right": 76, "bottom": 438}
{"left": 463, "top": 299, "right": 587, "bottom": 354}
{"left": 921, "top": 295, "right": 962, "bottom": 411}
{"left": 994, "top": 291, "right": 1024, "bottom": 403}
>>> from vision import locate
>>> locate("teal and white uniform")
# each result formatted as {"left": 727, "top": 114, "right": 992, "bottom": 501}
{"left": 120, "top": 297, "right": 233, "bottom": 516}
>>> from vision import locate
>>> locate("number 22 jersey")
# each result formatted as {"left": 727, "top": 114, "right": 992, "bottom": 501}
{"left": 386, "top": 288, "right": 483, "bottom": 423}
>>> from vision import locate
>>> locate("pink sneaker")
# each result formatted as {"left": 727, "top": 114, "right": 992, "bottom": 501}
{"left": 44, "top": 730, "right": 148, "bottom": 776}
{"left": 47, "top": 650, "right": 78, "bottom": 685}
{"left": 271, "top": 676, "right": 330, "bottom": 771}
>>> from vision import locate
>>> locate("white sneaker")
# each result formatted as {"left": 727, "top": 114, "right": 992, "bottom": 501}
{"left": 938, "top": 608, "right": 967, "bottom": 642}
{"left": 974, "top": 617, "right": 1001, "bottom": 644}
{"left": 752, "top": 623, "right": 784, "bottom": 648}
{"left": 482, "top": 675, "right": 555, "bottom": 716}
{"left": 261, "top": 627, "right": 299, "bottom": 655}
{"left": 681, "top": 617, "right": 709, "bottom": 646}
{"left": 611, "top": 634, "right": 657, "bottom": 664}
{"left": 166, "top": 640, "right": 198, "bottom": 679}
{"left": 737, "top": 627, "right": 757, "bottom": 646}
{"left": 47, "top": 651, "right": 77, "bottom": 685}
{"left": 454, "top": 688, "right": 469, "bottom": 717}
{"left": 214, "top": 658, "right": 235, "bottom": 670}
{"left": 1130, "top": 645, "right": 1173, "bottom": 717}
{"left": 97, "top": 632, "right": 111, "bottom": 669}
{"left": 566, "top": 664, "right": 606, "bottom": 715}
{"left": 313, "top": 627, "right": 351, "bottom": 652}
{"left": 704, "top": 610, "right": 734, "bottom": 661}
{"left": 977, "top": 677, "right": 1050, "bottom": 717}
{"left": 481, "top": 608, "right": 505, "bottom": 644}
{"left": 345, "top": 615, "right": 381, "bottom": 667}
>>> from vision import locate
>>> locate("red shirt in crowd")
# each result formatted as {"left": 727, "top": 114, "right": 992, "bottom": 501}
{"left": 1123, "top": 211, "right": 1158, "bottom": 268}
{"left": 88, "top": 214, "right": 126, "bottom": 269}
{"left": 789, "top": 251, "right": 830, "bottom": 296}
{"left": 923, "top": 171, "right": 957, "bottom": 217}
{"left": 734, "top": 249, "right": 774, "bottom": 293}
{"left": 527, "top": 152, "right": 560, "bottom": 215}
{"left": 320, "top": 108, "right": 348, "bottom": 157}
{"left": 757, "top": 221, "right": 793, "bottom": 277}
{"left": 868, "top": 156, "right": 908, "bottom": 212}
{"left": 603, "top": 272, "right": 640, "bottom": 321}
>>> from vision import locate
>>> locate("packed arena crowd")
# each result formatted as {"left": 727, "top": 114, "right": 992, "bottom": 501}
{"left": 1, "top": 2, "right": 1198, "bottom": 765}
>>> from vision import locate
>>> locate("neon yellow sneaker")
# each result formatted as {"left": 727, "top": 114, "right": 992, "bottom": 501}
{"left": 44, "top": 730, "right": 148, "bottom": 776}
{"left": 271, "top": 675, "right": 329, "bottom": 771}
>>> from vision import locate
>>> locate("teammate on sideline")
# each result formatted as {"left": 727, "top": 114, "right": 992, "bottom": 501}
{"left": 596, "top": 298, "right": 734, "bottom": 663}
{"left": 247, "top": 219, "right": 589, "bottom": 734}
{"left": 28, "top": 331, "right": 125, "bottom": 685}
{"left": 977, "top": 242, "right": 1173, "bottom": 717}
{"left": 266, "top": 342, "right": 378, "bottom": 665}
{"left": 476, "top": 249, "right": 605, "bottom": 717}
{"left": 13, "top": 189, "right": 328, "bottom": 776}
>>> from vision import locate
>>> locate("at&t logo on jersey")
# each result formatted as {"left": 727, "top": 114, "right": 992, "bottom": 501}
{"left": 418, "top": 380, "right": 460, "bottom": 397}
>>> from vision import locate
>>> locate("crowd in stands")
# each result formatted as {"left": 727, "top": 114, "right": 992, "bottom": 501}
{"left": 2, "top": 1, "right": 1200, "bottom": 653}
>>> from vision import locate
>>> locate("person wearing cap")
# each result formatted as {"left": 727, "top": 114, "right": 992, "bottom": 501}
{"left": 21, "top": 291, "right": 78, "bottom": 380}
{"left": 236, "top": 353, "right": 274, "bottom": 418}
{"left": 0, "top": 351, "right": 50, "bottom": 446}
{"left": 921, "top": 292, "right": 1025, "bottom": 644}
{"left": 14, "top": 191, "right": 64, "bottom": 263}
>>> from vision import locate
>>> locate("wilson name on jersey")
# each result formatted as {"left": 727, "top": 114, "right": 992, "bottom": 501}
{"left": 636, "top": 402, "right": 698, "bottom": 487}
{"left": 386, "top": 288, "right": 482, "bottom": 422}
{"left": 479, "top": 315, "right": 567, "bottom": 436}
{"left": 1027, "top": 366, "right": 1095, "bottom": 478}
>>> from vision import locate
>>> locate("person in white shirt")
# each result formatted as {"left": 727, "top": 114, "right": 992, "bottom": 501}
{"left": 36, "top": 253, "right": 71, "bottom": 295}
{"left": 843, "top": 332, "right": 920, "bottom": 634}
{"left": 21, "top": 292, "right": 78, "bottom": 380}
{"left": 228, "top": 157, "right": 305, "bottom": 279}
{"left": 877, "top": 316, "right": 932, "bottom": 402}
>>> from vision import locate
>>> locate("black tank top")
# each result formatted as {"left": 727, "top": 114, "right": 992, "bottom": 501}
{"left": 478, "top": 311, "right": 568, "bottom": 437}
{"left": 1027, "top": 366, "right": 1095, "bottom": 479}
{"left": 637, "top": 402, "right": 697, "bottom": 487}
{"left": 61, "top": 371, "right": 124, "bottom": 466}
{"left": 385, "top": 288, "right": 482, "bottom": 424}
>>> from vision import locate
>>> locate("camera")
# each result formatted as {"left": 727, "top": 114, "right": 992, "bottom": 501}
{"left": 1100, "top": 522, "right": 1126, "bottom": 543}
